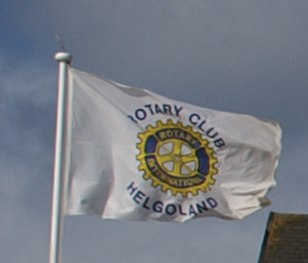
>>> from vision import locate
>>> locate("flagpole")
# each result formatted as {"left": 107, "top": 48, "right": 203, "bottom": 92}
{"left": 49, "top": 52, "right": 72, "bottom": 263}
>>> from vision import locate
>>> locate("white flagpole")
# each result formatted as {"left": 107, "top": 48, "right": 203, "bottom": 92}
{"left": 49, "top": 52, "right": 72, "bottom": 263}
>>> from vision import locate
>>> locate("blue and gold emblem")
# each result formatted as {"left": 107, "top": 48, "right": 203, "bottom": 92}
{"left": 137, "top": 119, "right": 219, "bottom": 197}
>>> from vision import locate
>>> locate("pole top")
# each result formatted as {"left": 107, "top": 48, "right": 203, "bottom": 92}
{"left": 54, "top": 52, "right": 72, "bottom": 63}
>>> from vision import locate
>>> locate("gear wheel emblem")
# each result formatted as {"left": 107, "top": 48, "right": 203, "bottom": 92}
{"left": 137, "top": 119, "right": 218, "bottom": 197}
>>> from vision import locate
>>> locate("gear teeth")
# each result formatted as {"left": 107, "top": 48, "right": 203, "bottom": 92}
{"left": 208, "top": 177, "right": 216, "bottom": 185}
{"left": 171, "top": 189, "right": 178, "bottom": 196}
{"left": 151, "top": 181, "right": 159, "bottom": 187}
{"left": 167, "top": 119, "right": 173, "bottom": 125}
{"left": 136, "top": 119, "right": 219, "bottom": 197}
{"left": 143, "top": 174, "right": 151, "bottom": 180}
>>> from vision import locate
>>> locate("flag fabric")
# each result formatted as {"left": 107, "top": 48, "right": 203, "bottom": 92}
{"left": 64, "top": 68, "right": 282, "bottom": 222}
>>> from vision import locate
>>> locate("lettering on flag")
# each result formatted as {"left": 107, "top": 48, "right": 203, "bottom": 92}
{"left": 65, "top": 68, "right": 282, "bottom": 222}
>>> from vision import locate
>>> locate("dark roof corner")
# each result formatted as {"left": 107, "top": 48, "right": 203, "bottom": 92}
{"left": 258, "top": 212, "right": 308, "bottom": 263}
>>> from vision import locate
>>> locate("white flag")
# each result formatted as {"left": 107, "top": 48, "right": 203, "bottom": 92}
{"left": 64, "top": 68, "right": 282, "bottom": 222}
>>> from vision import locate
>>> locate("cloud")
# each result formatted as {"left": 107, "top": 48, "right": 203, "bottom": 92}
{"left": 1, "top": 1, "right": 308, "bottom": 262}
{"left": 0, "top": 53, "right": 55, "bottom": 262}
{"left": 8, "top": 0, "right": 305, "bottom": 124}
{"left": 0, "top": 53, "right": 56, "bottom": 208}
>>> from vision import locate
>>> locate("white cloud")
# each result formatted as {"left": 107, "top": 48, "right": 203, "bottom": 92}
{"left": 0, "top": 54, "right": 54, "bottom": 263}
{"left": 1, "top": 1, "right": 308, "bottom": 262}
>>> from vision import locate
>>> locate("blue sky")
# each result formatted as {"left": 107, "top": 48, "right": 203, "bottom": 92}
{"left": 1, "top": 1, "right": 308, "bottom": 262}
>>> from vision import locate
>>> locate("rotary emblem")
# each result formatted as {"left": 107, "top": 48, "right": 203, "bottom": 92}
{"left": 137, "top": 119, "right": 219, "bottom": 197}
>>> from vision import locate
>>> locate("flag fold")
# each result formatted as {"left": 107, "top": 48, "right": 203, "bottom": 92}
{"left": 64, "top": 68, "right": 282, "bottom": 222}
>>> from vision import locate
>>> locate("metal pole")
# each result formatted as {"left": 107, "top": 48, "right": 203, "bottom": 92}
{"left": 49, "top": 52, "right": 72, "bottom": 263}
